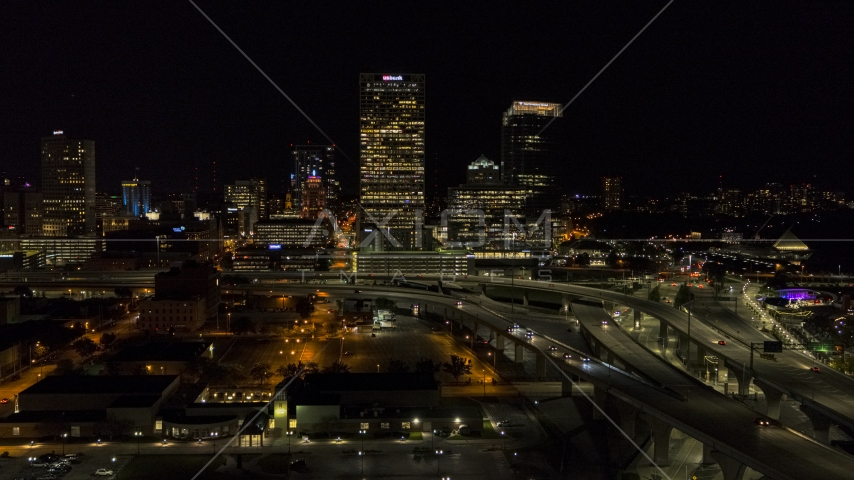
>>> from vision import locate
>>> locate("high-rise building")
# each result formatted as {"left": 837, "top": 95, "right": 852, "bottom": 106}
{"left": 466, "top": 155, "right": 501, "bottom": 185}
{"left": 301, "top": 176, "right": 326, "bottom": 219}
{"left": 224, "top": 178, "right": 267, "bottom": 235}
{"left": 41, "top": 131, "right": 96, "bottom": 236}
{"left": 500, "top": 101, "right": 562, "bottom": 212}
{"left": 292, "top": 145, "right": 338, "bottom": 211}
{"left": 121, "top": 169, "right": 152, "bottom": 217}
{"left": 359, "top": 73, "right": 425, "bottom": 244}
{"left": 601, "top": 176, "right": 622, "bottom": 212}
{"left": 2, "top": 187, "right": 42, "bottom": 235}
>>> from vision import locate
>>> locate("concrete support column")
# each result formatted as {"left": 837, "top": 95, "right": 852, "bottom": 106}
{"left": 616, "top": 401, "right": 640, "bottom": 439}
{"left": 522, "top": 291, "right": 529, "bottom": 306}
{"left": 710, "top": 450, "right": 747, "bottom": 480}
{"left": 640, "top": 415, "right": 673, "bottom": 466}
{"left": 754, "top": 379, "right": 784, "bottom": 420}
{"left": 514, "top": 343, "right": 524, "bottom": 363}
{"left": 606, "top": 350, "right": 616, "bottom": 365}
{"left": 480, "top": 284, "right": 487, "bottom": 296}
{"left": 633, "top": 309, "right": 641, "bottom": 328}
{"left": 658, "top": 319, "right": 668, "bottom": 341}
{"left": 801, "top": 405, "right": 832, "bottom": 443}
{"left": 562, "top": 295, "right": 570, "bottom": 315}
{"left": 593, "top": 385, "right": 607, "bottom": 420}
{"left": 535, "top": 354, "right": 546, "bottom": 378}
{"left": 593, "top": 343, "right": 603, "bottom": 360}
{"left": 702, "top": 443, "right": 715, "bottom": 465}
{"left": 694, "top": 343, "right": 706, "bottom": 366}
{"left": 495, "top": 335, "right": 505, "bottom": 351}
{"left": 733, "top": 371, "right": 753, "bottom": 397}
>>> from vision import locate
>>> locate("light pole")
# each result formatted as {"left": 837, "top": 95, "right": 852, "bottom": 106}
{"left": 62, "top": 433, "right": 67, "bottom": 455}
{"left": 436, "top": 449, "right": 443, "bottom": 476}
{"left": 227, "top": 313, "right": 231, "bottom": 335}
{"left": 501, "top": 430, "right": 506, "bottom": 451}
{"left": 483, "top": 369, "right": 486, "bottom": 396}
{"left": 212, "top": 431, "right": 218, "bottom": 454}
{"left": 134, "top": 430, "right": 141, "bottom": 455}
{"left": 112, "top": 457, "right": 118, "bottom": 480}
{"left": 359, "top": 430, "right": 366, "bottom": 477}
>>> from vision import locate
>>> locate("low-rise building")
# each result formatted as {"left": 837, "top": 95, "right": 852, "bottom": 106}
{"left": 106, "top": 341, "right": 213, "bottom": 376}
{"left": 138, "top": 296, "right": 206, "bottom": 333}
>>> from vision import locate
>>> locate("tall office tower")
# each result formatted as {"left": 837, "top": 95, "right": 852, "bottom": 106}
{"left": 121, "top": 169, "right": 152, "bottom": 217}
{"left": 2, "top": 187, "right": 43, "bottom": 235}
{"left": 500, "top": 101, "right": 562, "bottom": 211}
{"left": 41, "top": 131, "right": 96, "bottom": 236}
{"left": 301, "top": 176, "right": 327, "bottom": 218}
{"left": 467, "top": 155, "right": 501, "bottom": 185}
{"left": 359, "top": 73, "right": 425, "bottom": 245}
{"left": 292, "top": 145, "right": 338, "bottom": 212}
{"left": 224, "top": 178, "right": 267, "bottom": 234}
{"left": 601, "top": 176, "right": 623, "bottom": 211}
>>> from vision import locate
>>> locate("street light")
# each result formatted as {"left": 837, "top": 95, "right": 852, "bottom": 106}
{"left": 62, "top": 433, "right": 67, "bottom": 455}
{"left": 359, "top": 430, "right": 366, "bottom": 477}
{"left": 501, "top": 430, "right": 506, "bottom": 451}
{"left": 436, "top": 449, "right": 444, "bottom": 476}
{"left": 134, "top": 431, "right": 142, "bottom": 455}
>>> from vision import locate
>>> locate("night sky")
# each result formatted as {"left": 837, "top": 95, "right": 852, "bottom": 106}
{"left": 2, "top": 1, "right": 853, "bottom": 199}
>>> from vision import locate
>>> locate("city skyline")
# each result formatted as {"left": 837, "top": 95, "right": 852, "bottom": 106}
{"left": 2, "top": 2, "right": 852, "bottom": 198}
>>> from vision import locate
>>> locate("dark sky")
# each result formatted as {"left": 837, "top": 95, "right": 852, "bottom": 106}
{"left": 2, "top": 1, "right": 853, "bottom": 200}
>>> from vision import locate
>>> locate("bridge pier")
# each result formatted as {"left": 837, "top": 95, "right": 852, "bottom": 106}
{"left": 658, "top": 319, "right": 668, "bottom": 342}
{"left": 479, "top": 284, "right": 487, "bottom": 296}
{"left": 471, "top": 322, "right": 478, "bottom": 349}
{"left": 801, "top": 405, "right": 832, "bottom": 443}
{"left": 710, "top": 450, "right": 747, "bottom": 480}
{"left": 593, "top": 385, "right": 607, "bottom": 420}
{"left": 495, "top": 335, "right": 505, "bottom": 351}
{"left": 754, "top": 378, "right": 784, "bottom": 419}
{"left": 562, "top": 295, "right": 570, "bottom": 316}
{"left": 702, "top": 443, "right": 715, "bottom": 465}
{"left": 633, "top": 309, "right": 641, "bottom": 328}
{"left": 514, "top": 343, "right": 524, "bottom": 363}
{"left": 521, "top": 291, "right": 529, "bottom": 306}
{"left": 606, "top": 350, "right": 616, "bottom": 365}
{"left": 640, "top": 414, "right": 673, "bottom": 466}
{"left": 732, "top": 370, "right": 753, "bottom": 397}
{"left": 616, "top": 401, "right": 640, "bottom": 439}
{"left": 536, "top": 353, "right": 546, "bottom": 378}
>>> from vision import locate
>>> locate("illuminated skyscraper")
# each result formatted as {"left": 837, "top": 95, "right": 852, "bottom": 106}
{"left": 601, "top": 176, "right": 622, "bottom": 211}
{"left": 224, "top": 178, "right": 267, "bottom": 235}
{"left": 121, "top": 169, "right": 151, "bottom": 217}
{"left": 292, "top": 145, "right": 338, "bottom": 212}
{"left": 501, "top": 101, "right": 562, "bottom": 213}
{"left": 41, "top": 131, "right": 96, "bottom": 236}
{"left": 359, "top": 73, "right": 425, "bottom": 242}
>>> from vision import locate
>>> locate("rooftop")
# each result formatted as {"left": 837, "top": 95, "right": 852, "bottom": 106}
{"left": 20, "top": 375, "right": 179, "bottom": 396}
{"left": 109, "top": 342, "right": 210, "bottom": 363}
{"left": 108, "top": 394, "right": 162, "bottom": 409}
{"left": 302, "top": 373, "right": 438, "bottom": 392}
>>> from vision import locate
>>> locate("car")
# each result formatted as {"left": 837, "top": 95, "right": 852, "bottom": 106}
{"left": 371, "top": 333, "right": 376, "bottom": 337}
{"left": 94, "top": 469, "right": 114, "bottom": 476}
{"left": 718, "top": 340, "right": 726, "bottom": 346}
{"left": 64, "top": 454, "right": 80, "bottom": 460}
{"left": 601, "top": 320, "right": 608, "bottom": 325}
{"left": 566, "top": 328, "right": 573, "bottom": 332}
{"left": 507, "top": 327, "right": 514, "bottom": 333}
{"left": 289, "top": 460, "right": 307, "bottom": 469}
{"left": 754, "top": 418, "right": 771, "bottom": 426}
{"left": 666, "top": 299, "right": 672, "bottom": 303}
{"left": 581, "top": 357, "right": 591, "bottom": 362}
{"left": 548, "top": 346, "right": 558, "bottom": 351}
{"left": 687, "top": 283, "right": 693, "bottom": 287}
{"left": 38, "top": 454, "right": 59, "bottom": 463}
{"left": 30, "top": 461, "right": 49, "bottom": 468}
{"left": 496, "top": 420, "right": 511, "bottom": 427}
{"left": 343, "top": 351, "right": 353, "bottom": 356}
{"left": 327, "top": 309, "right": 335, "bottom": 313}
{"left": 354, "top": 289, "right": 361, "bottom": 293}
{"left": 563, "top": 353, "right": 572, "bottom": 359}
{"left": 0, "top": 397, "right": 8, "bottom": 404}
{"left": 671, "top": 282, "right": 677, "bottom": 286}
{"left": 431, "top": 326, "right": 442, "bottom": 332}
{"left": 698, "top": 284, "right": 704, "bottom": 289}
{"left": 811, "top": 366, "right": 821, "bottom": 373}
{"left": 455, "top": 301, "right": 462, "bottom": 306}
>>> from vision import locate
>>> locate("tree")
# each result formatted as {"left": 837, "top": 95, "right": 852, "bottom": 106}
{"left": 13, "top": 286, "right": 33, "bottom": 297}
{"left": 321, "top": 361, "right": 351, "bottom": 374}
{"left": 114, "top": 287, "right": 133, "bottom": 298}
{"left": 415, "top": 358, "right": 441, "bottom": 375}
{"left": 442, "top": 355, "right": 472, "bottom": 382}
{"left": 230, "top": 317, "right": 255, "bottom": 335}
{"left": 673, "top": 284, "right": 693, "bottom": 309}
{"left": 249, "top": 363, "right": 272, "bottom": 386}
{"left": 374, "top": 297, "right": 396, "bottom": 310}
{"left": 52, "top": 359, "right": 83, "bottom": 376}
{"left": 99, "top": 332, "right": 117, "bottom": 346}
{"left": 648, "top": 285, "right": 661, "bottom": 303}
{"left": 72, "top": 337, "right": 98, "bottom": 358}
{"left": 295, "top": 298, "right": 314, "bottom": 320}
{"left": 386, "top": 358, "right": 410, "bottom": 374}
{"left": 103, "top": 362, "right": 123, "bottom": 375}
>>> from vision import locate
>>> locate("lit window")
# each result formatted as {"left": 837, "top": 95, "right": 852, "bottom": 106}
{"left": 155, "top": 420, "right": 162, "bottom": 431}
{"left": 381, "top": 422, "right": 389, "bottom": 429}
{"left": 12, "top": 427, "right": 20, "bottom": 436}
{"left": 288, "top": 419, "right": 297, "bottom": 429}
{"left": 360, "top": 422, "right": 369, "bottom": 430}
{"left": 401, "top": 422, "right": 410, "bottom": 429}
